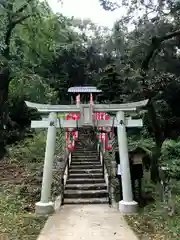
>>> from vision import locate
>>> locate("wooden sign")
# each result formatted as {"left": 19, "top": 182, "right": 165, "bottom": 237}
{"left": 117, "top": 164, "right": 122, "bottom": 175}
{"left": 31, "top": 120, "right": 77, "bottom": 128}
{"left": 133, "top": 156, "right": 143, "bottom": 165}
{"left": 95, "top": 118, "right": 143, "bottom": 128}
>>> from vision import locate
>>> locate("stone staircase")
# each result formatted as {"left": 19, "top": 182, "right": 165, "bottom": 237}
{"left": 64, "top": 129, "right": 108, "bottom": 204}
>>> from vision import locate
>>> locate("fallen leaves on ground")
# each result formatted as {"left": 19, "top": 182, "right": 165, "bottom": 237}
{"left": 0, "top": 158, "right": 47, "bottom": 240}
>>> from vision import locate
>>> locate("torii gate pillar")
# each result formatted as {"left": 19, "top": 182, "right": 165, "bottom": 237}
{"left": 35, "top": 112, "right": 57, "bottom": 215}
{"left": 117, "top": 111, "right": 137, "bottom": 213}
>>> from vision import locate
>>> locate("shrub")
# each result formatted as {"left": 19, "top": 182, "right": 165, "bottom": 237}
{"left": 7, "top": 131, "right": 46, "bottom": 164}
{"left": 160, "top": 139, "right": 180, "bottom": 180}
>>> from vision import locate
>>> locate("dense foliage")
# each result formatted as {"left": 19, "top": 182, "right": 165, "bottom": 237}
{"left": 1, "top": 0, "right": 180, "bottom": 179}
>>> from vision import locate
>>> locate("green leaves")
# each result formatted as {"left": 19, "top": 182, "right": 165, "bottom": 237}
{"left": 99, "top": 0, "right": 119, "bottom": 10}
{"left": 160, "top": 139, "right": 180, "bottom": 179}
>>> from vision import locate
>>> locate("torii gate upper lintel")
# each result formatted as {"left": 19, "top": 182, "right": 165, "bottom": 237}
{"left": 25, "top": 99, "right": 149, "bottom": 113}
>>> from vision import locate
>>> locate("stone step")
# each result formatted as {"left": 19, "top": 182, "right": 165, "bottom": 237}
{"left": 76, "top": 148, "right": 97, "bottom": 149}
{"left": 78, "top": 138, "right": 95, "bottom": 140}
{"left": 71, "top": 161, "right": 100, "bottom": 164}
{"left": 72, "top": 154, "right": 98, "bottom": 159}
{"left": 73, "top": 154, "right": 97, "bottom": 157}
{"left": 66, "top": 178, "right": 105, "bottom": 184}
{"left": 76, "top": 144, "right": 95, "bottom": 146}
{"left": 72, "top": 155, "right": 98, "bottom": 158}
{"left": 77, "top": 138, "right": 94, "bottom": 140}
{"left": 68, "top": 173, "right": 103, "bottom": 179}
{"left": 72, "top": 158, "right": 99, "bottom": 161}
{"left": 74, "top": 149, "right": 97, "bottom": 151}
{"left": 69, "top": 169, "right": 103, "bottom": 174}
{"left": 75, "top": 147, "right": 96, "bottom": 149}
{"left": 64, "top": 197, "right": 109, "bottom": 204}
{"left": 72, "top": 153, "right": 98, "bottom": 156}
{"left": 64, "top": 189, "right": 108, "bottom": 198}
{"left": 77, "top": 134, "right": 90, "bottom": 136}
{"left": 65, "top": 183, "right": 107, "bottom": 190}
{"left": 70, "top": 164, "right": 102, "bottom": 169}
{"left": 71, "top": 160, "right": 99, "bottom": 164}
{"left": 73, "top": 152, "right": 98, "bottom": 155}
{"left": 71, "top": 161, "right": 100, "bottom": 165}
{"left": 77, "top": 142, "right": 95, "bottom": 144}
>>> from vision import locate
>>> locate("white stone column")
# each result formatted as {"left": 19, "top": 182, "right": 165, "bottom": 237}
{"left": 116, "top": 111, "right": 138, "bottom": 214}
{"left": 35, "top": 112, "right": 57, "bottom": 215}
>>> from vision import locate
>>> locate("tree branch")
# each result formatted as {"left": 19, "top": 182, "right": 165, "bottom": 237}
{"left": 12, "top": 14, "right": 32, "bottom": 26}
{"left": 0, "top": 0, "right": 7, "bottom": 8}
{"left": 142, "top": 29, "right": 180, "bottom": 70}
{"left": 15, "top": 0, "right": 33, "bottom": 15}
{"left": 3, "top": 14, "right": 33, "bottom": 58}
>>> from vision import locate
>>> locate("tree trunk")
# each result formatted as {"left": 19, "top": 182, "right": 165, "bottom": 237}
{"left": 150, "top": 143, "right": 163, "bottom": 183}
{"left": 146, "top": 100, "right": 164, "bottom": 183}
{"left": 0, "top": 66, "right": 10, "bottom": 158}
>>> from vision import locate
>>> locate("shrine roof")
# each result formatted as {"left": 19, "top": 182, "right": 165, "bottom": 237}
{"left": 68, "top": 86, "right": 102, "bottom": 93}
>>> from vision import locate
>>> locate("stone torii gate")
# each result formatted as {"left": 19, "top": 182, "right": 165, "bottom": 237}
{"left": 25, "top": 99, "right": 148, "bottom": 215}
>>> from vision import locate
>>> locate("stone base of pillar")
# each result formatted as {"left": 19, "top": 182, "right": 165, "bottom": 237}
{"left": 118, "top": 200, "right": 138, "bottom": 214}
{"left": 35, "top": 201, "right": 54, "bottom": 216}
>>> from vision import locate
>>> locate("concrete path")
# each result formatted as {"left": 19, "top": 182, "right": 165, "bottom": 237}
{"left": 37, "top": 204, "right": 138, "bottom": 240}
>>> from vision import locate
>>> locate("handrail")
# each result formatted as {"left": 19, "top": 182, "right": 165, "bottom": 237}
{"left": 102, "top": 152, "right": 105, "bottom": 177}
{"left": 60, "top": 150, "right": 71, "bottom": 205}
{"left": 98, "top": 144, "right": 104, "bottom": 177}
{"left": 99, "top": 143, "right": 111, "bottom": 205}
